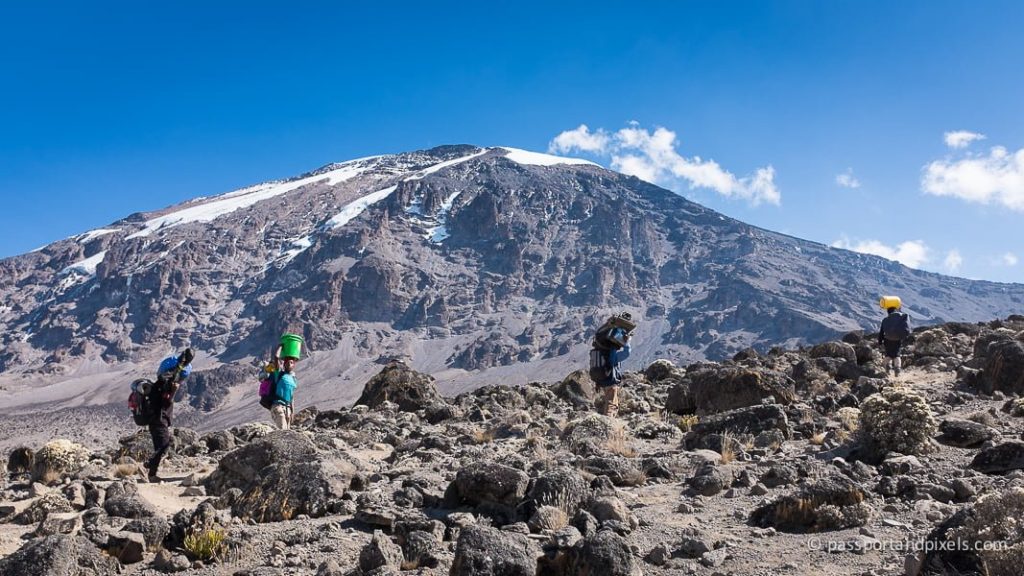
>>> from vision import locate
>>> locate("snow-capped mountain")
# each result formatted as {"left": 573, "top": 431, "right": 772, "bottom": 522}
{"left": 1, "top": 144, "right": 1022, "bottom": 421}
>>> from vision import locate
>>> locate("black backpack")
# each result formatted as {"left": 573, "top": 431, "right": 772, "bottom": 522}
{"left": 128, "top": 379, "right": 156, "bottom": 426}
{"left": 883, "top": 312, "right": 911, "bottom": 341}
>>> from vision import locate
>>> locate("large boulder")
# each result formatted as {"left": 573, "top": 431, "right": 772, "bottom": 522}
{"left": 684, "top": 404, "right": 791, "bottom": 451}
{"left": 565, "top": 529, "right": 643, "bottom": 576}
{"left": 689, "top": 365, "right": 795, "bottom": 414}
{"left": 937, "top": 419, "right": 996, "bottom": 448}
{"left": 809, "top": 341, "right": 857, "bottom": 363}
{"left": 561, "top": 414, "right": 622, "bottom": 457}
{"left": 554, "top": 370, "right": 597, "bottom": 409}
{"left": 450, "top": 525, "right": 541, "bottom": 576}
{"left": 970, "top": 441, "right": 1024, "bottom": 474}
{"left": 664, "top": 379, "right": 695, "bottom": 415}
{"left": 0, "top": 534, "right": 118, "bottom": 576}
{"left": 104, "top": 481, "right": 158, "bottom": 519}
{"left": 359, "top": 530, "right": 403, "bottom": 574}
{"left": 203, "top": 430, "right": 353, "bottom": 522}
{"left": 979, "top": 339, "right": 1024, "bottom": 396}
{"left": 355, "top": 363, "right": 443, "bottom": 413}
{"left": 750, "top": 476, "right": 871, "bottom": 533}
{"left": 448, "top": 462, "right": 529, "bottom": 523}
{"left": 524, "top": 467, "right": 591, "bottom": 517}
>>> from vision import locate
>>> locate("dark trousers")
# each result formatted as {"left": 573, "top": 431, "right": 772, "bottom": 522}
{"left": 147, "top": 422, "right": 172, "bottom": 473}
{"left": 882, "top": 339, "right": 903, "bottom": 359}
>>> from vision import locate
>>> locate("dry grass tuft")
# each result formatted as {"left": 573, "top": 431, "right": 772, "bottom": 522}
{"left": 720, "top": 431, "right": 737, "bottom": 464}
{"left": 113, "top": 463, "right": 140, "bottom": 479}
{"left": 677, "top": 414, "right": 699, "bottom": 432}
{"left": 603, "top": 421, "right": 637, "bottom": 457}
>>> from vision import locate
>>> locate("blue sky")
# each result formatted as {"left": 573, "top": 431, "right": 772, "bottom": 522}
{"left": 2, "top": 1, "right": 1022, "bottom": 282}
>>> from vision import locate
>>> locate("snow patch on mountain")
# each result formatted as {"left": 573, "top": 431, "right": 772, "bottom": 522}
{"left": 126, "top": 162, "right": 374, "bottom": 239}
{"left": 76, "top": 229, "right": 120, "bottom": 243}
{"left": 499, "top": 147, "right": 597, "bottom": 167}
{"left": 61, "top": 251, "right": 106, "bottom": 277}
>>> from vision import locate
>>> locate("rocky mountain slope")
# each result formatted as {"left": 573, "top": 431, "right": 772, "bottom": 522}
{"left": 1, "top": 145, "right": 1022, "bottom": 428}
{"left": 3, "top": 317, "right": 1024, "bottom": 575}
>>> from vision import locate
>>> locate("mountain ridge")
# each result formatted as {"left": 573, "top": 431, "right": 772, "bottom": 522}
{"left": 0, "top": 144, "right": 1021, "bottom": 425}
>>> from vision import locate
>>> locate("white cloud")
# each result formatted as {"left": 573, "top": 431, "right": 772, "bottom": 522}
{"left": 831, "top": 237, "right": 930, "bottom": 269}
{"left": 549, "top": 124, "right": 780, "bottom": 206}
{"left": 922, "top": 141, "right": 1024, "bottom": 211}
{"left": 548, "top": 124, "right": 610, "bottom": 154}
{"left": 835, "top": 168, "right": 861, "bottom": 189}
{"left": 1001, "top": 252, "right": 1018, "bottom": 266}
{"left": 944, "top": 130, "right": 986, "bottom": 149}
{"left": 943, "top": 249, "right": 963, "bottom": 273}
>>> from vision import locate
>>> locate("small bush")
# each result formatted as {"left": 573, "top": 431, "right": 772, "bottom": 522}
{"left": 946, "top": 488, "right": 1024, "bottom": 574}
{"left": 183, "top": 528, "right": 228, "bottom": 562}
{"left": 31, "top": 439, "right": 90, "bottom": 484}
{"left": 859, "top": 388, "right": 936, "bottom": 458}
{"left": 837, "top": 407, "right": 860, "bottom": 432}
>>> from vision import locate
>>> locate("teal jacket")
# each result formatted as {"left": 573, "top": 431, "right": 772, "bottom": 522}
{"left": 273, "top": 372, "right": 297, "bottom": 406}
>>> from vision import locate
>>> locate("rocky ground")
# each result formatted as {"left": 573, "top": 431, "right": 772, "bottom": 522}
{"left": 2, "top": 317, "right": 1024, "bottom": 576}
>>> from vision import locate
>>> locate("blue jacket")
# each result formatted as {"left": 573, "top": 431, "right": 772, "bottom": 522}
{"left": 274, "top": 372, "right": 297, "bottom": 406}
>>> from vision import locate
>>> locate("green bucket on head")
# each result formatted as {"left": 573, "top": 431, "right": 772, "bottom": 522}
{"left": 280, "top": 333, "right": 303, "bottom": 359}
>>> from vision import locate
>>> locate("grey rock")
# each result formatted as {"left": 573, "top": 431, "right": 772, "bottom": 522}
{"left": 203, "top": 430, "right": 353, "bottom": 522}
{"left": 104, "top": 481, "right": 158, "bottom": 519}
{"left": 356, "top": 363, "right": 444, "bottom": 412}
{"left": 750, "top": 475, "right": 872, "bottom": 533}
{"left": 684, "top": 404, "right": 791, "bottom": 451}
{"left": 359, "top": 530, "right": 403, "bottom": 573}
{"left": 937, "top": 418, "right": 996, "bottom": 448}
{"left": 122, "top": 516, "right": 170, "bottom": 549}
{"left": 154, "top": 549, "right": 192, "bottom": 573}
{"left": 450, "top": 524, "right": 541, "bottom": 576}
{"left": 0, "top": 534, "right": 118, "bottom": 576}
{"left": 566, "top": 529, "right": 642, "bottom": 576}
{"left": 689, "top": 365, "right": 795, "bottom": 414}
{"left": 107, "top": 530, "right": 146, "bottom": 564}
{"left": 34, "top": 512, "right": 82, "bottom": 537}
{"left": 970, "top": 440, "right": 1024, "bottom": 474}
{"left": 450, "top": 461, "right": 529, "bottom": 521}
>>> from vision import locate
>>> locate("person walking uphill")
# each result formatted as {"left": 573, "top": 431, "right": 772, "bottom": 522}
{"left": 878, "top": 296, "right": 911, "bottom": 377}
{"left": 259, "top": 333, "right": 302, "bottom": 430}
{"left": 589, "top": 312, "right": 636, "bottom": 418}
{"left": 146, "top": 348, "right": 193, "bottom": 482}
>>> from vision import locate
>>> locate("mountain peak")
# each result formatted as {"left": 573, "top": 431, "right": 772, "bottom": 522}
{"left": 0, "top": 144, "right": 1021, "bottom": 425}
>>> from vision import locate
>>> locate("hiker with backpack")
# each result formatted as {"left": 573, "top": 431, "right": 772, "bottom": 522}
{"left": 878, "top": 297, "right": 911, "bottom": 377}
{"left": 145, "top": 348, "right": 193, "bottom": 482}
{"left": 259, "top": 334, "right": 302, "bottom": 430}
{"left": 589, "top": 312, "right": 636, "bottom": 418}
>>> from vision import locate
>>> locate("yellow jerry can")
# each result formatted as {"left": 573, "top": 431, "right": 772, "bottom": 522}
{"left": 879, "top": 295, "right": 902, "bottom": 310}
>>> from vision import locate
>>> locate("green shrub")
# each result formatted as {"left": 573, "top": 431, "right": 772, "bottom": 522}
{"left": 183, "top": 528, "right": 228, "bottom": 562}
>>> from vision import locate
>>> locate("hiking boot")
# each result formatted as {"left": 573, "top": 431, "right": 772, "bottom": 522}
{"left": 147, "top": 472, "right": 162, "bottom": 484}
{"left": 894, "top": 369, "right": 901, "bottom": 377}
